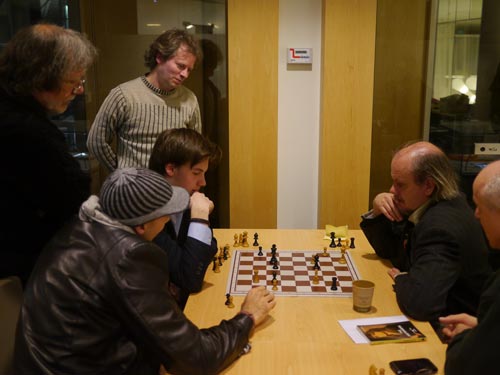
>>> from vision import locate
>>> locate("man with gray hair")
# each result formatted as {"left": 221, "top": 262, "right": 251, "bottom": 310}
{"left": 360, "top": 141, "right": 491, "bottom": 322}
{"left": 87, "top": 28, "right": 202, "bottom": 171}
{"left": 15, "top": 168, "right": 276, "bottom": 375}
{"left": 439, "top": 160, "right": 500, "bottom": 374}
{"left": 0, "top": 23, "right": 97, "bottom": 284}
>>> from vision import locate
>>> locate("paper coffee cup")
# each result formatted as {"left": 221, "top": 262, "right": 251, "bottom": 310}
{"left": 352, "top": 280, "right": 375, "bottom": 312}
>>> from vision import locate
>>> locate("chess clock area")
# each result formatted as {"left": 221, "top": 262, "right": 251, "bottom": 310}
{"left": 184, "top": 229, "right": 447, "bottom": 375}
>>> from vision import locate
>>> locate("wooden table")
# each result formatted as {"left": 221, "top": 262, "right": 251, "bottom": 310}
{"left": 184, "top": 229, "right": 446, "bottom": 374}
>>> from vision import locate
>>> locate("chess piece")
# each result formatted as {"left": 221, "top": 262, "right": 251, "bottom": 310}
{"left": 253, "top": 233, "right": 259, "bottom": 246}
{"left": 233, "top": 234, "right": 239, "bottom": 247}
{"left": 253, "top": 270, "right": 259, "bottom": 283}
{"left": 311, "top": 255, "right": 316, "bottom": 265}
{"left": 270, "top": 244, "right": 277, "bottom": 258}
{"left": 272, "top": 278, "right": 278, "bottom": 291}
{"left": 313, "top": 254, "right": 321, "bottom": 270}
{"left": 270, "top": 249, "right": 277, "bottom": 265}
{"left": 329, "top": 232, "right": 337, "bottom": 248}
{"left": 350, "top": 237, "right": 356, "bottom": 249}
{"left": 218, "top": 255, "right": 223, "bottom": 266}
{"left": 258, "top": 246, "right": 263, "bottom": 256}
{"left": 224, "top": 244, "right": 231, "bottom": 258}
{"left": 225, "top": 293, "right": 234, "bottom": 308}
{"left": 242, "top": 231, "right": 249, "bottom": 247}
{"left": 213, "top": 257, "right": 221, "bottom": 273}
{"left": 339, "top": 248, "right": 347, "bottom": 264}
{"left": 312, "top": 269, "right": 319, "bottom": 284}
{"left": 321, "top": 246, "right": 329, "bottom": 257}
{"left": 272, "top": 259, "right": 279, "bottom": 270}
{"left": 337, "top": 237, "right": 342, "bottom": 247}
{"left": 238, "top": 233, "right": 243, "bottom": 246}
{"left": 331, "top": 276, "right": 338, "bottom": 291}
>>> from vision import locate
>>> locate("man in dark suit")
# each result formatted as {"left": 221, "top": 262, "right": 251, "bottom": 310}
{"left": 440, "top": 160, "right": 500, "bottom": 374}
{"left": 360, "top": 141, "right": 491, "bottom": 322}
{"left": 149, "top": 128, "right": 222, "bottom": 309}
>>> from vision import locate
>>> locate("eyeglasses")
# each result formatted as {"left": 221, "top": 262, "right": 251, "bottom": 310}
{"left": 71, "top": 79, "right": 86, "bottom": 94}
{"left": 63, "top": 78, "right": 86, "bottom": 94}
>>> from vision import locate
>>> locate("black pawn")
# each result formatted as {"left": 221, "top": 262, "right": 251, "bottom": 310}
{"left": 337, "top": 237, "right": 342, "bottom": 247}
{"left": 272, "top": 259, "right": 279, "bottom": 269}
{"left": 331, "top": 277, "right": 338, "bottom": 291}
{"left": 225, "top": 293, "right": 231, "bottom": 305}
{"left": 258, "top": 246, "right": 263, "bottom": 256}
{"left": 350, "top": 237, "right": 356, "bottom": 248}
{"left": 253, "top": 233, "right": 259, "bottom": 246}
{"left": 329, "top": 232, "right": 337, "bottom": 248}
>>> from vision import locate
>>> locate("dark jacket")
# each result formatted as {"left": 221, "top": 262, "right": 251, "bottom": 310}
{"left": 14, "top": 218, "right": 253, "bottom": 375}
{"left": 154, "top": 210, "right": 218, "bottom": 309}
{"left": 360, "top": 195, "right": 491, "bottom": 321}
{"left": 444, "top": 269, "right": 500, "bottom": 374}
{"left": 0, "top": 87, "right": 90, "bottom": 285}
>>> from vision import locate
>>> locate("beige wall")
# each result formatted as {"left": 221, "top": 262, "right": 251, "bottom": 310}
{"left": 277, "top": 0, "right": 323, "bottom": 229}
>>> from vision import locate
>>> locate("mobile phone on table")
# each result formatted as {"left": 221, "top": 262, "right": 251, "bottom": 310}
{"left": 389, "top": 358, "right": 438, "bottom": 375}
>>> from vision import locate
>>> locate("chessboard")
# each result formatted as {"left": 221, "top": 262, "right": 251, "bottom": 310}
{"left": 226, "top": 249, "right": 361, "bottom": 297}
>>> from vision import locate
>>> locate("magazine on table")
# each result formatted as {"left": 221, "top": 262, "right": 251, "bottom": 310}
{"left": 357, "top": 320, "right": 426, "bottom": 345}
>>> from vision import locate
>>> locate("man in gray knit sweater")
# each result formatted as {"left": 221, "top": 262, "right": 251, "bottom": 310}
{"left": 87, "top": 29, "right": 202, "bottom": 171}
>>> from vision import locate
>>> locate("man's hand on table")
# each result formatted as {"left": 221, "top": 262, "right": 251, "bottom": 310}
{"left": 439, "top": 313, "right": 477, "bottom": 340}
{"left": 240, "top": 286, "right": 276, "bottom": 326}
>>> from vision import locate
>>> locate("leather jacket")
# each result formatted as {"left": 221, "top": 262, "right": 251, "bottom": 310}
{"left": 14, "top": 218, "right": 253, "bottom": 375}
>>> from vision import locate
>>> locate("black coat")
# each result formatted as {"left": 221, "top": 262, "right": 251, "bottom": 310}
{"left": 0, "top": 87, "right": 90, "bottom": 284}
{"left": 14, "top": 218, "right": 252, "bottom": 375}
{"left": 445, "top": 269, "right": 500, "bottom": 374}
{"left": 360, "top": 196, "right": 492, "bottom": 321}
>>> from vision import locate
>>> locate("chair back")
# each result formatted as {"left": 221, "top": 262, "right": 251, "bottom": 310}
{"left": 0, "top": 276, "right": 23, "bottom": 375}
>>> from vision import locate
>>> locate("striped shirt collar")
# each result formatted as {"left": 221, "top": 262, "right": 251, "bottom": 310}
{"left": 140, "top": 75, "right": 175, "bottom": 96}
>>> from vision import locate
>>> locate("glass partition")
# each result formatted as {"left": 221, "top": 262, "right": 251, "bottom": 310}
{"left": 429, "top": 0, "right": 500, "bottom": 203}
{"left": 0, "top": 0, "right": 88, "bottom": 170}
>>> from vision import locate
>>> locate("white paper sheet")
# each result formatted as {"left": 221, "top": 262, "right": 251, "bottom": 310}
{"left": 338, "top": 315, "right": 410, "bottom": 344}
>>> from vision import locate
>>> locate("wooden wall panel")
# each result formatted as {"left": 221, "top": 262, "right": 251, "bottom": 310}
{"left": 370, "top": 0, "right": 430, "bottom": 205}
{"left": 319, "top": 0, "right": 377, "bottom": 229}
{"left": 227, "top": 0, "right": 279, "bottom": 228}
